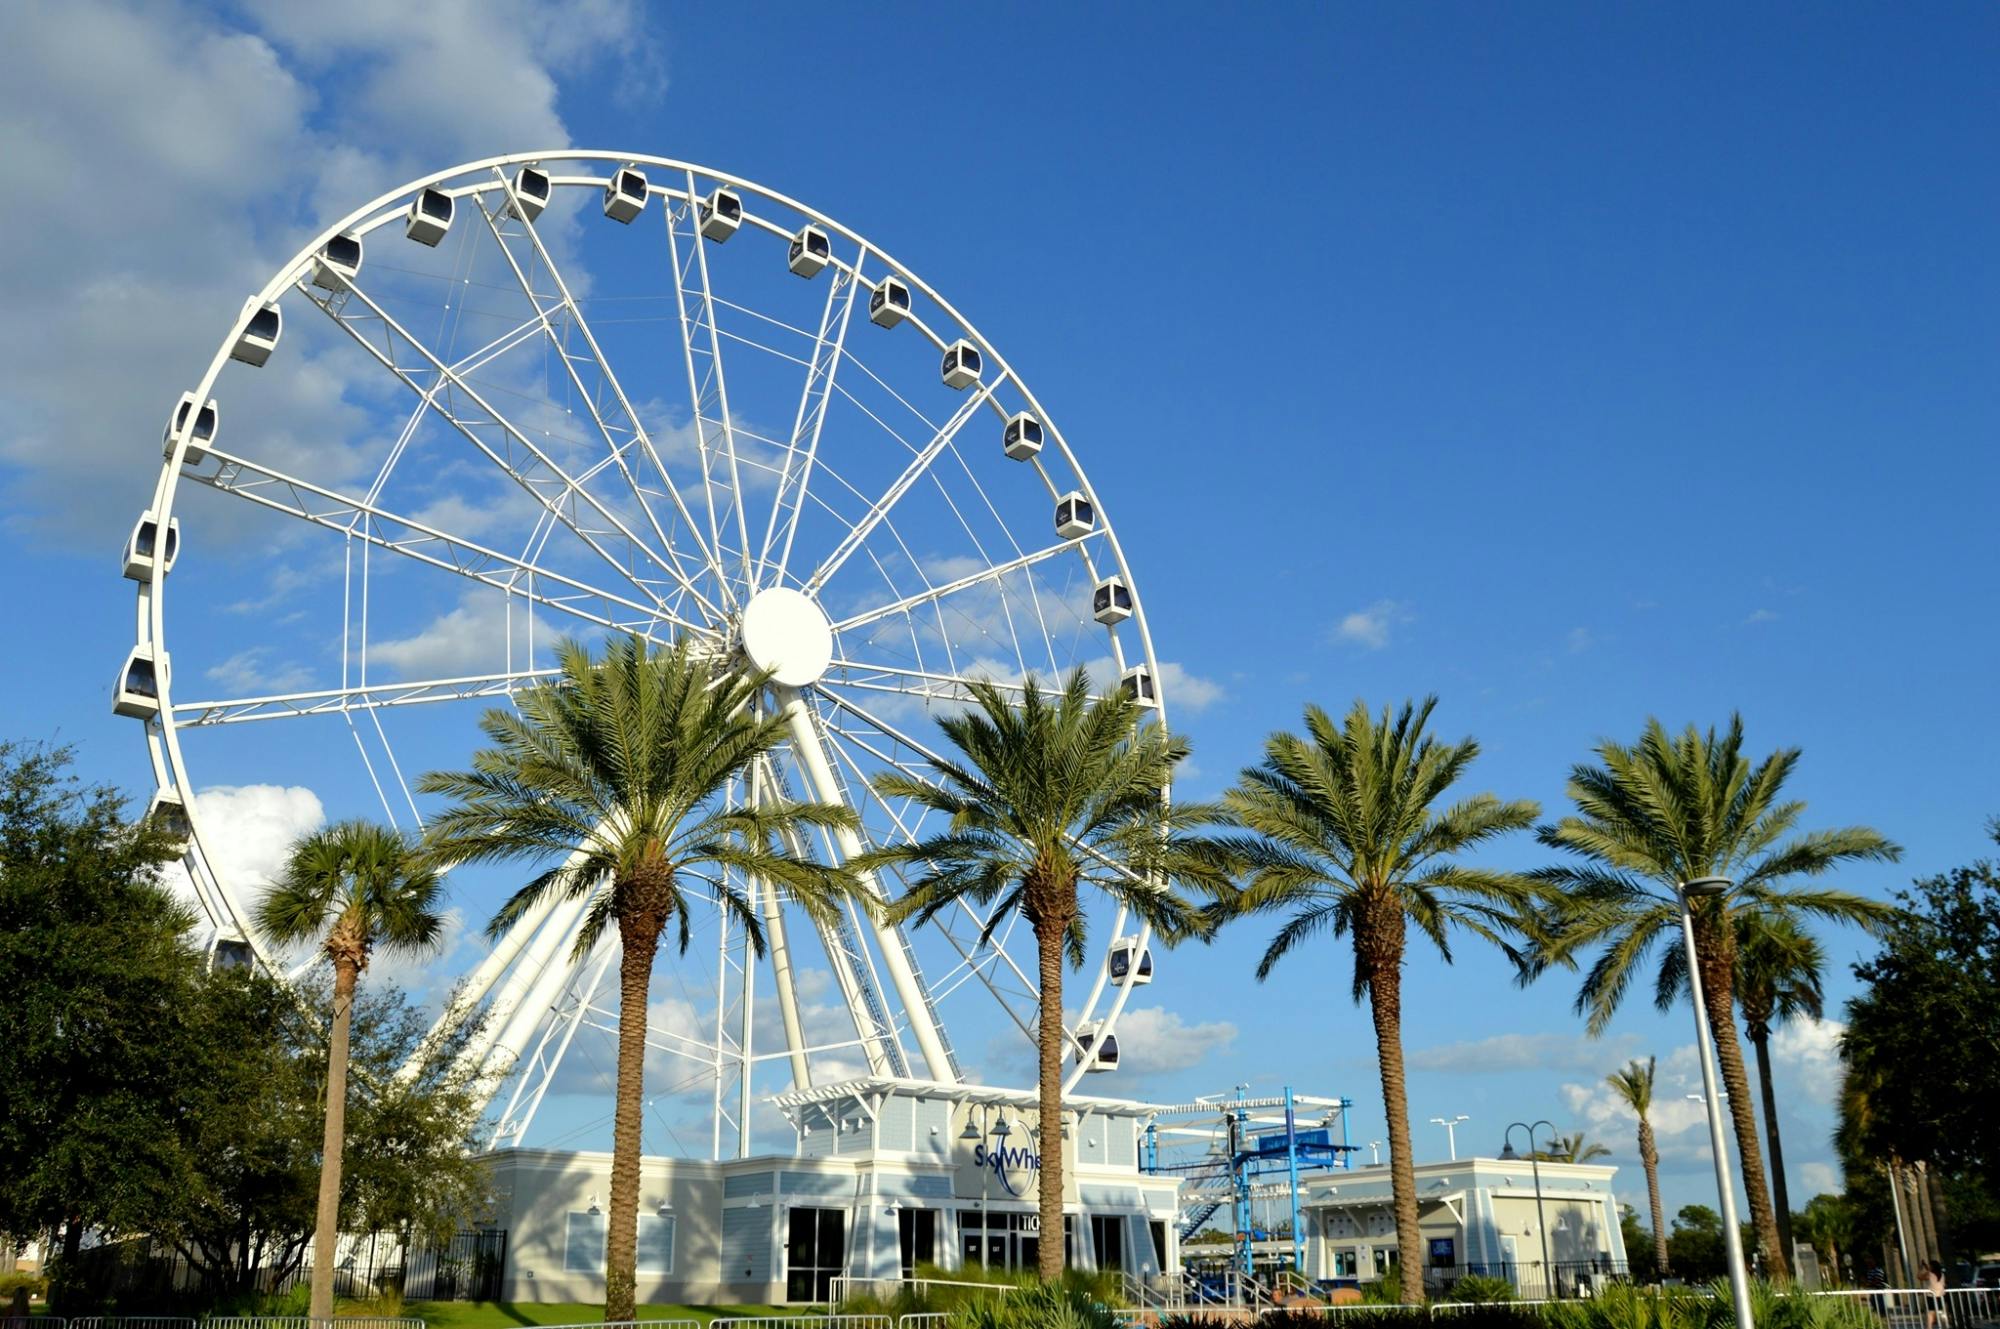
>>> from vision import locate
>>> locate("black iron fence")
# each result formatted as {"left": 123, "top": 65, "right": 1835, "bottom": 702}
{"left": 60, "top": 1229, "right": 505, "bottom": 1309}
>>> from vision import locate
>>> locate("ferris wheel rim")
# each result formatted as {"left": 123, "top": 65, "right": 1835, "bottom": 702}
{"left": 133, "top": 148, "right": 1171, "bottom": 1107}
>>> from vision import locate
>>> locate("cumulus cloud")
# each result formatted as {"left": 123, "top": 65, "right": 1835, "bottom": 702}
{"left": 1107, "top": 1005, "right": 1238, "bottom": 1075}
{"left": 1409, "top": 1030, "right": 1643, "bottom": 1074}
{"left": 1772, "top": 1016, "right": 1846, "bottom": 1101}
{"left": 164, "top": 783, "right": 326, "bottom": 930}
{"left": 368, "top": 588, "right": 545, "bottom": 679}
{"left": 0, "top": 0, "right": 657, "bottom": 543}
{"left": 1335, "top": 600, "right": 1411, "bottom": 649}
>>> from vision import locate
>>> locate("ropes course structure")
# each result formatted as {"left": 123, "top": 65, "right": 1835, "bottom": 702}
{"left": 120, "top": 152, "right": 1169, "bottom": 1156}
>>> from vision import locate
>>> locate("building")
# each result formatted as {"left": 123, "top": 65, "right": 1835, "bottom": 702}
{"left": 1299, "top": 1156, "right": 1627, "bottom": 1296}
{"left": 482, "top": 1077, "right": 1184, "bottom": 1304}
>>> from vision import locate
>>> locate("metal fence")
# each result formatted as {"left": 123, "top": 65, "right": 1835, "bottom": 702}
{"left": 55, "top": 1229, "right": 504, "bottom": 1308}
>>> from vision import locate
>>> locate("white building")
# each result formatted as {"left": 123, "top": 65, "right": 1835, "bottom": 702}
{"left": 482, "top": 1078, "right": 1183, "bottom": 1304}
{"left": 1300, "top": 1156, "right": 1627, "bottom": 1296}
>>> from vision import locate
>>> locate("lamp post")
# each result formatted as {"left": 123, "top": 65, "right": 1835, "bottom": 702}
{"left": 1501, "top": 1121, "right": 1555, "bottom": 1297}
{"left": 1678, "top": 876, "right": 1756, "bottom": 1329}
{"left": 1368, "top": 1140, "right": 1382, "bottom": 1165}
{"left": 1430, "top": 1115, "right": 1469, "bottom": 1162}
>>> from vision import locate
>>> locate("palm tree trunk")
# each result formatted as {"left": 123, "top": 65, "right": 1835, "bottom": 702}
{"left": 606, "top": 891, "right": 665, "bottom": 1321}
{"left": 1750, "top": 1028, "right": 1796, "bottom": 1272}
{"left": 1639, "top": 1118, "right": 1669, "bottom": 1277}
{"left": 1034, "top": 913, "right": 1067, "bottom": 1281}
{"left": 1695, "top": 921, "right": 1787, "bottom": 1279}
{"left": 1358, "top": 896, "right": 1423, "bottom": 1305}
{"left": 309, "top": 956, "right": 358, "bottom": 1320}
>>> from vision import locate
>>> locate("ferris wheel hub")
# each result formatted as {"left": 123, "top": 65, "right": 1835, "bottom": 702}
{"left": 740, "top": 586, "right": 834, "bottom": 688}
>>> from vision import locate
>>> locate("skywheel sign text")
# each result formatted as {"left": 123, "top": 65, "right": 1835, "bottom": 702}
{"left": 971, "top": 1140, "right": 1041, "bottom": 1197}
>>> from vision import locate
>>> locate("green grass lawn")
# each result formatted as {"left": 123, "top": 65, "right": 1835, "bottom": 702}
{"left": 401, "top": 1302, "right": 798, "bottom": 1328}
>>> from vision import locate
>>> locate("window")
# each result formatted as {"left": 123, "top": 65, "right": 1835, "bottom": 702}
{"left": 1149, "top": 1221, "right": 1168, "bottom": 1273}
{"left": 565, "top": 1210, "right": 606, "bottom": 1274}
{"left": 639, "top": 1213, "right": 676, "bottom": 1275}
{"left": 786, "top": 1206, "right": 846, "bottom": 1302}
{"left": 1090, "top": 1214, "right": 1126, "bottom": 1273}
{"left": 1374, "top": 1246, "right": 1399, "bottom": 1276}
{"left": 1428, "top": 1237, "right": 1455, "bottom": 1269}
{"left": 1334, "top": 1248, "right": 1359, "bottom": 1278}
{"left": 898, "top": 1207, "right": 937, "bottom": 1278}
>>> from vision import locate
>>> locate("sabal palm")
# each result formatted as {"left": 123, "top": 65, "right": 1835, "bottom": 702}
{"left": 416, "top": 635, "right": 862, "bottom": 1319}
{"left": 1524, "top": 715, "right": 1898, "bottom": 1278}
{"left": 1220, "top": 697, "right": 1540, "bottom": 1305}
{"left": 255, "top": 820, "right": 446, "bottom": 1320}
{"left": 1736, "top": 910, "right": 1825, "bottom": 1268}
{"left": 1607, "top": 1057, "right": 1670, "bottom": 1277}
{"left": 856, "top": 669, "right": 1231, "bottom": 1279}
{"left": 1542, "top": 1131, "right": 1611, "bottom": 1163}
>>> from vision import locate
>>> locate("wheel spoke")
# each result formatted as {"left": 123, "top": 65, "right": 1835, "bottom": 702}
{"left": 192, "top": 448, "right": 698, "bottom": 642}
{"left": 759, "top": 248, "right": 864, "bottom": 589}
{"left": 473, "top": 176, "right": 724, "bottom": 624}
{"left": 831, "top": 536, "right": 1094, "bottom": 634}
{"left": 300, "top": 271, "right": 697, "bottom": 614}
{"left": 174, "top": 665, "right": 561, "bottom": 728}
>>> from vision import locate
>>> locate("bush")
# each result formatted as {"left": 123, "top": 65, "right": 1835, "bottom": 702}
{"left": 1449, "top": 1275, "right": 1519, "bottom": 1304}
{"left": 948, "top": 1280, "right": 1119, "bottom": 1329}
{"left": 0, "top": 1271, "right": 48, "bottom": 1299}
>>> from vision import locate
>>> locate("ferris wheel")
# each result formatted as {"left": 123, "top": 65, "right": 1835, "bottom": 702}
{"left": 121, "top": 152, "right": 1170, "bottom": 1157}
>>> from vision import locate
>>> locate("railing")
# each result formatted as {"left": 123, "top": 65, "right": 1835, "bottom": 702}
{"left": 712, "top": 1318, "right": 892, "bottom": 1329}
{"left": 205, "top": 1319, "right": 428, "bottom": 1329}
{"left": 1806, "top": 1286, "right": 1999, "bottom": 1328}
{"left": 829, "top": 1275, "right": 1017, "bottom": 1305}
{"left": 69, "top": 1319, "right": 200, "bottom": 1329}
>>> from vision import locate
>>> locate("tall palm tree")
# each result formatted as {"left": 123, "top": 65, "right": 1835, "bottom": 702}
{"left": 1523, "top": 715, "right": 1898, "bottom": 1278}
{"left": 1539, "top": 1130, "right": 1611, "bottom": 1163}
{"left": 417, "top": 635, "right": 862, "bottom": 1319}
{"left": 1735, "top": 910, "right": 1825, "bottom": 1270}
{"left": 854, "top": 669, "right": 1232, "bottom": 1279}
{"left": 1607, "top": 1057, "right": 1671, "bottom": 1278}
{"left": 1220, "top": 697, "right": 1540, "bottom": 1305}
{"left": 255, "top": 820, "right": 447, "bottom": 1320}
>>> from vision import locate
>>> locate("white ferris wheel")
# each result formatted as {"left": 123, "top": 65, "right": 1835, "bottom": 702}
{"left": 120, "top": 152, "right": 1169, "bottom": 1158}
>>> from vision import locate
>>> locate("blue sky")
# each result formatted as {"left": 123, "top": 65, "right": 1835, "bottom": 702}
{"left": 3, "top": 1, "right": 1996, "bottom": 1228}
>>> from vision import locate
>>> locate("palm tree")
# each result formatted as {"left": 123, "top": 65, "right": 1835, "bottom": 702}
{"left": 1607, "top": 1057, "right": 1671, "bottom": 1278}
{"left": 417, "top": 635, "right": 862, "bottom": 1319}
{"left": 1538, "top": 1130, "right": 1611, "bottom": 1163}
{"left": 1523, "top": 715, "right": 1898, "bottom": 1278}
{"left": 255, "top": 820, "right": 447, "bottom": 1320}
{"left": 1220, "top": 697, "right": 1540, "bottom": 1305}
{"left": 854, "top": 669, "right": 1232, "bottom": 1279}
{"left": 1796, "top": 1193, "right": 1856, "bottom": 1285}
{"left": 1735, "top": 910, "right": 1825, "bottom": 1270}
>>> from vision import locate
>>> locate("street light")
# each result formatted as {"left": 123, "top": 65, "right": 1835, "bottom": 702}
{"left": 1430, "top": 1115, "right": 1470, "bottom": 1161}
{"left": 1501, "top": 1121, "right": 1555, "bottom": 1296}
{"left": 1678, "top": 876, "right": 1756, "bottom": 1329}
{"left": 1367, "top": 1140, "right": 1383, "bottom": 1165}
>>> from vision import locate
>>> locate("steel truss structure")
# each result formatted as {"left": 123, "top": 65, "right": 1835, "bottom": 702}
{"left": 123, "top": 153, "right": 1171, "bottom": 1156}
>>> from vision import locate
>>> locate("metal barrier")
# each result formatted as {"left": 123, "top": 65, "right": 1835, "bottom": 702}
{"left": 831, "top": 1276, "right": 1016, "bottom": 1304}
{"left": 896, "top": 1314, "right": 952, "bottom": 1329}
{"left": 712, "top": 1318, "right": 893, "bottom": 1329}
{"left": 70, "top": 1319, "right": 199, "bottom": 1329}
{"left": 204, "top": 1319, "right": 427, "bottom": 1329}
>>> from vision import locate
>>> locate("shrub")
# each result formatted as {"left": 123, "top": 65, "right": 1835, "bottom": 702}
{"left": 1449, "top": 1276, "right": 1519, "bottom": 1304}
{"left": 0, "top": 1271, "right": 48, "bottom": 1299}
{"left": 948, "top": 1280, "right": 1119, "bottom": 1329}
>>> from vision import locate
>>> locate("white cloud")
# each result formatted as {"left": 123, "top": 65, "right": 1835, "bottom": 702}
{"left": 165, "top": 782, "right": 327, "bottom": 923}
{"left": 1408, "top": 1030, "right": 1642, "bottom": 1074}
{"left": 0, "top": 0, "right": 655, "bottom": 543}
{"left": 1771, "top": 1016, "right": 1846, "bottom": 1102}
{"left": 1745, "top": 609, "right": 1779, "bottom": 625}
{"left": 368, "top": 588, "right": 544, "bottom": 679}
{"left": 204, "top": 646, "right": 316, "bottom": 695}
{"left": 1555, "top": 1042, "right": 1715, "bottom": 1165}
{"left": 1108, "top": 1005, "right": 1238, "bottom": 1075}
{"left": 1335, "top": 599, "right": 1411, "bottom": 649}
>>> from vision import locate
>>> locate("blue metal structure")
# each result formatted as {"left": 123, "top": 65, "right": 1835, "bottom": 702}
{"left": 1143, "top": 1086, "right": 1355, "bottom": 1277}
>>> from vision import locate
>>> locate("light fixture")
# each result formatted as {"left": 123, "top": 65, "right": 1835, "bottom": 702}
{"left": 1500, "top": 1141, "right": 1519, "bottom": 1161}
{"left": 657, "top": 1200, "right": 672, "bottom": 1216}
{"left": 1681, "top": 875, "right": 1733, "bottom": 898}
{"left": 960, "top": 1121, "right": 982, "bottom": 1142}
{"left": 992, "top": 1116, "right": 1012, "bottom": 1138}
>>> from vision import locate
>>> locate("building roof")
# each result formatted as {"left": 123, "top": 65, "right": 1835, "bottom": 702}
{"left": 769, "top": 1075, "right": 1162, "bottom": 1116}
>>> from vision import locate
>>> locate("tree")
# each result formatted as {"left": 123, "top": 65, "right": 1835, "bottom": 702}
{"left": 1735, "top": 910, "right": 1825, "bottom": 1269}
{"left": 1668, "top": 1204, "right": 1726, "bottom": 1282}
{"left": 855, "top": 669, "right": 1231, "bottom": 1279}
{"left": 0, "top": 741, "right": 200, "bottom": 1298}
{"left": 1537, "top": 1131, "right": 1610, "bottom": 1163}
{"left": 1523, "top": 716, "right": 1898, "bottom": 1277}
{"left": 254, "top": 821, "right": 447, "bottom": 1319}
{"left": 1219, "top": 697, "right": 1539, "bottom": 1304}
{"left": 1607, "top": 1057, "right": 1670, "bottom": 1278}
{"left": 1796, "top": 1193, "right": 1857, "bottom": 1286}
{"left": 418, "top": 635, "right": 862, "bottom": 1318}
{"left": 1617, "top": 1204, "right": 1658, "bottom": 1283}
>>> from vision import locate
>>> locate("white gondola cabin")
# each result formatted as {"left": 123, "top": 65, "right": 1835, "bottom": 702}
{"left": 1119, "top": 665, "right": 1158, "bottom": 709}
{"left": 1054, "top": 490, "right": 1095, "bottom": 539}
{"left": 122, "top": 510, "right": 180, "bottom": 581}
{"left": 230, "top": 300, "right": 281, "bottom": 367}
{"left": 869, "top": 275, "right": 911, "bottom": 327}
{"left": 310, "top": 232, "right": 363, "bottom": 290}
{"left": 700, "top": 187, "right": 743, "bottom": 241}
{"left": 788, "top": 224, "right": 831, "bottom": 277}
{"left": 113, "top": 647, "right": 166, "bottom": 719}
{"left": 1109, "top": 936, "right": 1153, "bottom": 985}
{"left": 147, "top": 789, "right": 192, "bottom": 854}
{"left": 214, "top": 937, "right": 253, "bottom": 970}
{"left": 1075, "top": 1021, "right": 1120, "bottom": 1073}
{"left": 1092, "top": 576, "right": 1132, "bottom": 625}
{"left": 1003, "top": 411, "right": 1044, "bottom": 461}
{"left": 506, "top": 165, "right": 552, "bottom": 222}
{"left": 603, "top": 166, "right": 648, "bottom": 223}
{"left": 163, "top": 393, "right": 218, "bottom": 465}
{"left": 941, "top": 339, "right": 982, "bottom": 390}
{"left": 405, "top": 187, "right": 454, "bottom": 246}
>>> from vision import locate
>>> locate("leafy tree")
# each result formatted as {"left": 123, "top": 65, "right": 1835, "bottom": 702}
{"left": 1219, "top": 697, "right": 1539, "bottom": 1303}
{"left": 1668, "top": 1204, "right": 1726, "bottom": 1282}
{"left": 0, "top": 741, "right": 194, "bottom": 1290}
{"left": 1607, "top": 1057, "right": 1671, "bottom": 1277}
{"left": 1735, "top": 910, "right": 1825, "bottom": 1268}
{"left": 418, "top": 635, "right": 862, "bottom": 1318}
{"left": 1617, "top": 1203, "right": 1658, "bottom": 1282}
{"left": 1795, "top": 1193, "right": 1857, "bottom": 1286}
{"left": 255, "top": 821, "right": 446, "bottom": 1319}
{"left": 1523, "top": 715, "right": 1899, "bottom": 1277}
{"left": 856, "top": 669, "right": 1231, "bottom": 1279}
